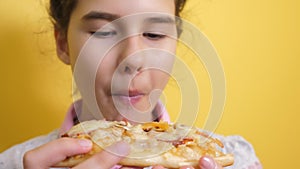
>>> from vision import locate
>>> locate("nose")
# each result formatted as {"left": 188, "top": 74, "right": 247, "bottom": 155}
{"left": 118, "top": 35, "right": 144, "bottom": 75}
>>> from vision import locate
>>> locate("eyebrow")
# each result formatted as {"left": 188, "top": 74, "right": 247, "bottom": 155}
{"left": 145, "top": 16, "right": 176, "bottom": 24}
{"left": 82, "top": 11, "right": 120, "bottom": 21}
{"left": 81, "top": 11, "right": 175, "bottom": 25}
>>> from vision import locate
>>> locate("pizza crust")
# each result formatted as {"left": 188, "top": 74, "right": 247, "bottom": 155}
{"left": 120, "top": 154, "right": 234, "bottom": 168}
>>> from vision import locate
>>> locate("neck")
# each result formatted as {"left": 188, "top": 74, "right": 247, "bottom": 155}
{"left": 78, "top": 101, "right": 104, "bottom": 122}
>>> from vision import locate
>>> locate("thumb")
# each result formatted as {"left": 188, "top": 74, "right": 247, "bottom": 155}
{"left": 73, "top": 141, "right": 130, "bottom": 169}
{"left": 199, "top": 156, "right": 223, "bottom": 169}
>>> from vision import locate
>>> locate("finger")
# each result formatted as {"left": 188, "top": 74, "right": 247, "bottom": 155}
{"left": 24, "top": 138, "right": 92, "bottom": 168}
{"left": 153, "top": 165, "right": 166, "bottom": 169}
{"left": 179, "top": 166, "right": 194, "bottom": 169}
{"left": 73, "top": 141, "right": 130, "bottom": 169}
{"left": 199, "top": 156, "right": 223, "bottom": 169}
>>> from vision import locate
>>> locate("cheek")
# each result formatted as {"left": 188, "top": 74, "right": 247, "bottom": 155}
{"left": 95, "top": 52, "right": 118, "bottom": 91}
{"left": 169, "top": 40, "right": 178, "bottom": 54}
{"left": 67, "top": 33, "right": 91, "bottom": 70}
{"left": 152, "top": 53, "right": 175, "bottom": 89}
{"left": 151, "top": 69, "right": 171, "bottom": 88}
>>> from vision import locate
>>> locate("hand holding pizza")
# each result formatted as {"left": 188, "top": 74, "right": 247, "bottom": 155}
{"left": 198, "top": 156, "right": 223, "bottom": 169}
{"left": 23, "top": 138, "right": 130, "bottom": 169}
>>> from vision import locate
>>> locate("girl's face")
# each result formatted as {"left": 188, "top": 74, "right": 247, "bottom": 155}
{"left": 59, "top": 0, "right": 177, "bottom": 123}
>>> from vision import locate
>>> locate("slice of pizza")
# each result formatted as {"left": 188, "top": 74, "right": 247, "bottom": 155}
{"left": 55, "top": 120, "right": 234, "bottom": 168}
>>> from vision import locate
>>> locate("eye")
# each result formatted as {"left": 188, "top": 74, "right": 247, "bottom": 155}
{"left": 143, "top": 32, "right": 166, "bottom": 40}
{"left": 90, "top": 30, "right": 117, "bottom": 38}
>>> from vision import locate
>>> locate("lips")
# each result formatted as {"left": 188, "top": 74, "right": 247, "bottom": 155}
{"left": 112, "top": 90, "right": 146, "bottom": 105}
{"left": 128, "top": 90, "right": 143, "bottom": 97}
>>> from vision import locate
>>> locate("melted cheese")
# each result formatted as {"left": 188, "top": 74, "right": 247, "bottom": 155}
{"left": 129, "top": 138, "right": 172, "bottom": 158}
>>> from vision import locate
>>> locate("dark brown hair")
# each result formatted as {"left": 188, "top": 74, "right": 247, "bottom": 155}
{"left": 49, "top": 0, "right": 187, "bottom": 36}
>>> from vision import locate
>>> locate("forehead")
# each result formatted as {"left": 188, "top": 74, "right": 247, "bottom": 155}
{"left": 74, "top": 0, "right": 175, "bottom": 18}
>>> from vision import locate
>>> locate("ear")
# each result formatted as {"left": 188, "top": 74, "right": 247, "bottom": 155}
{"left": 54, "top": 29, "right": 70, "bottom": 65}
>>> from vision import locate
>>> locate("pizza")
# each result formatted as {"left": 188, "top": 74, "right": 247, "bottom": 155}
{"left": 55, "top": 120, "right": 234, "bottom": 168}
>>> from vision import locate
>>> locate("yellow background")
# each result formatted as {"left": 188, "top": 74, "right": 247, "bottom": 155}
{"left": 0, "top": 0, "right": 299, "bottom": 168}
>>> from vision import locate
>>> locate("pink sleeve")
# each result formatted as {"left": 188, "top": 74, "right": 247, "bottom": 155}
{"left": 59, "top": 100, "right": 83, "bottom": 135}
{"left": 156, "top": 101, "right": 171, "bottom": 123}
{"left": 59, "top": 103, "right": 76, "bottom": 135}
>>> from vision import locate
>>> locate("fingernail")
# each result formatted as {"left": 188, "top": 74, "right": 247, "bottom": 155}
{"left": 78, "top": 139, "right": 92, "bottom": 148}
{"left": 108, "top": 141, "right": 130, "bottom": 156}
{"left": 200, "top": 156, "right": 216, "bottom": 169}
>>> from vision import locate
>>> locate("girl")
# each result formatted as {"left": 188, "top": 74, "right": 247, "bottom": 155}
{"left": 0, "top": 0, "right": 262, "bottom": 169}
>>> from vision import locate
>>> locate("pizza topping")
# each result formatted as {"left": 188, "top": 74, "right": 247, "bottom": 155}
{"left": 129, "top": 138, "right": 172, "bottom": 158}
{"left": 214, "top": 138, "right": 224, "bottom": 148}
{"left": 127, "top": 124, "right": 149, "bottom": 140}
{"left": 171, "top": 137, "right": 194, "bottom": 147}
{"left": 142, "top": 121, "right": 169, "bottom": 132}
{"left": 65, "top": 120, "right": 113, "bottom": 137}
{"left": 114, "top": 121, "right": 131, "bottom": 130}
{"left": 89, "top": 127, "right": 124, "bottom": 147}
{"left": 61, "top": 133, "right": 69, "bottom": 137}
{"left": 174, "top": 123, "right": 189, "bottom": 129}
{"left": 154, "top": 132, "right": 181, "bottom": 141}
{"left": 172, "top": 145, "right": 201, "bottom": 160}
